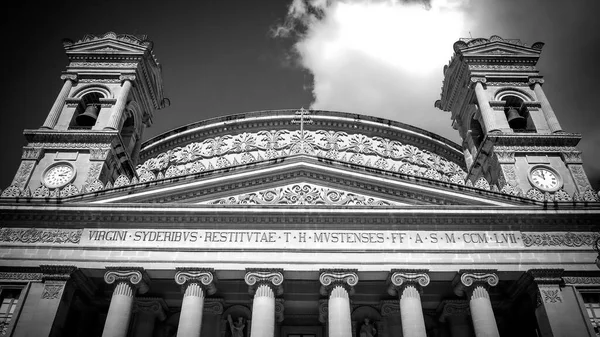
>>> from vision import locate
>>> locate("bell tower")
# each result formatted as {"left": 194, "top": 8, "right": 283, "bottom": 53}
{"left": 6, "top": 32, "right": 165, "bottom": 197}
{"left": 435, "top": 35, "right": 594, "bottom": 199}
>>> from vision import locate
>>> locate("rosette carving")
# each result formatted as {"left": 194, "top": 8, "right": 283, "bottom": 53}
{"left": 104, "top": 267, "right": 150, "bottom": 294}
{"left": 388, "top": 269, "right": 430, "bottom": 296}
{"left": 454, "top": 270, "right": 499, "bottom": 297}
{"left": 319, "top": 269, "right": 358, "bottom": 296}
{"left": 244, "top": 270, "right": 284, "bottom": 296}
{"left": 174, "top": 268, "right": 217, "bottom": 295}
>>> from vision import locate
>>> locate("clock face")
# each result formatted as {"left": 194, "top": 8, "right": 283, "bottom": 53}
{"left": 529, "top": 166, "right": 561, "bottom": 192}
{"left": 43, "top": 163, "right": 76, "bottom": 188}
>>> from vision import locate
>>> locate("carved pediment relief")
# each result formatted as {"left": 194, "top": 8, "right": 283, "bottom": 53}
{"left": 197, "top": 182, "right": 405, "bottom": 206}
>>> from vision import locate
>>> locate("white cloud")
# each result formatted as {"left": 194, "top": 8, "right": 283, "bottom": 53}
{"left": 276, "top": 0, "right": 472, "bottom": 142}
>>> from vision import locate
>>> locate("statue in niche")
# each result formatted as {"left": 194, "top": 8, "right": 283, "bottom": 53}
{"left": 360, "top": 318, "right": 377, "bottom": 337}
{"left": 227, "top": 314, "right": 245, "bottom": 337}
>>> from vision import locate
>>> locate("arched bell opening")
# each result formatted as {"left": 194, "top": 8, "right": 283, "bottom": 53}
{"left": 70, "top": 92, "right": 103, "bottom": 129}
{"left": 502, "top": 95, "right": 533, "bottom": 132}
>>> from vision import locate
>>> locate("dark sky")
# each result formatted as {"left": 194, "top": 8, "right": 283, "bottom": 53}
{"left": 1, "top": 0, "right": 599, "bottom": 191}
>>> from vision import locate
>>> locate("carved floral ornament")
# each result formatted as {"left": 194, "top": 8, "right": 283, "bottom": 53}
{"left": 204, "top": 183, "right": 397, "bottom": 206}
{"left": 174, "top": 269, "right": 217, "bottom": 295}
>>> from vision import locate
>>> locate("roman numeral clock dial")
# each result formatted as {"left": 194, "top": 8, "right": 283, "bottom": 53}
{"left": 528, "top": 166, "right": 561, "bottom": 192}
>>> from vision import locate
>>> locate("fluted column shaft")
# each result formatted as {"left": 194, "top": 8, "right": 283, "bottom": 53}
{"left": 469, "top": 286, "right": 499, "bottom": 337}
{"left": 400, "top": 285, "right": 427, "bottom": 337}
{"left": 102, "top": 281, "right": 134, "bottom": 337}
{"left": 328, "top": 285, "right": 352, "bottom": 337}
{"left": 532, "top": 83, "right": 563, "bottom": 133}
{"left": 474, "top": 81, "right": 500, "bottom": 133}
{"left": 106, "top": 79, "right": 132, "bottom": 130}
{"left": 250, "top": 284, "right": 276, "bottom": 337}
{"left": 177, "top": 283, "right": 205, "bottom": 337}
{"left": 42, "top": 77, "right": 74, "bottom": 129}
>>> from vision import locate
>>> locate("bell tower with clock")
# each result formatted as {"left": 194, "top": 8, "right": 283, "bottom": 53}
{"left": 435, "top": 35, "right": 594, "bottom": 200}
{"left": 6, "top": 32, "right": 165, "bottom": 197}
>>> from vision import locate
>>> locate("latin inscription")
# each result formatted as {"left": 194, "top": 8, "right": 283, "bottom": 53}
{"left": 82, "top": 229, "right": 522, "bottom": 250}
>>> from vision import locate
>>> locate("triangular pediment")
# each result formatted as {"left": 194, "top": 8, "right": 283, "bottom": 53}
{"left": 461, "top": 42, "right": 541, "bottom": 57}
{"left": 64, "top": 32, "right": 150, "bottom": 55}
{"left": 84, "top": 156, "right": 530, "bottom": 207}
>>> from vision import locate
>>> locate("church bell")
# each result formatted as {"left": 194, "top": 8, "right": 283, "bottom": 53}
{"left": 76, "top": 104, "right": 99, "bottom": 127}
{"left": 506, "top": 107, "right": 526, "bottom": 130}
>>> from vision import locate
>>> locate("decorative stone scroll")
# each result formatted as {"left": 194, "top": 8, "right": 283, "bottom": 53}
{"left": 563, "top": 277, "right": 600, "bottom": 286}
{"left": 521, "top": 232, "right": 599, "bottom": 248}
{"left": 204, "top": 298, "right": 224, "bottom": 315}
{"left": 388, "top": 269, "right": 430, "bottom": 296}
{"left": 438, "top": 300, "right": 470, "bottom": 322}
{"left": 133, "top": 298, "right": 168, "bottom": 321}
{"left": 137, "top": 129, "right": 467, "bottom": 185}
{"left": 454, "top": 270, "right": 499, "bottom": 297}
{"left": 319, "top": 269, "right": 359, "bottom": 296}
{"left": 318, "top": 299, "right": 329, "bottom": 324}
{"left": 0, "top": 228, "right": 82, "bottom": 244}
{"left": 380, "top": 300, "right": 400, "bottom": 317}
{"left": 174, "top": 268, "right": 217, "bottom": 295}
{"left": 104, "top": 267, "right": 150, "bottom": 294}
{"left": 244, "top": 269, "right": 284, "bottom": 296}
{"left": 275, "top": 298, "right": 285, "bottom": 322}
{"left": 205, "top": 183, "right": 397, "bottom": 206}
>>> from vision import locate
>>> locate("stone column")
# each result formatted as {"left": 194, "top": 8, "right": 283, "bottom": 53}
{"left": 105, "top": 74, "right": 134, "bottom": 130}
{"left": 175, "top": 268, "right": 217, "bottom": 337}
{"left": 471, "top": 77, "right": 500, "bottom": 133}
{"left": 102, "top": 268, "right": 150, "bottom": 337}
{"left": 245, "top": 269, "right": 284, "bottom": 337}
{"left": 42, "top": 74, "right": 77, "bottom": 129}
{"left": 133, "top": 298, "right": 167, "bottom": 337}
{"left": 453, "top": 270, "right": 499, "bottom": 337}
{"left": 439, "top": 300, "right": 472, "bottom": 337}
{"left": 530, "top": 78, "right": 563, "bottom": 133}
{"left": 388, "top": 269, "right": 430, "bottom": 337}
{"left": 319, "top": 269, "right": 358, "bottom": 337}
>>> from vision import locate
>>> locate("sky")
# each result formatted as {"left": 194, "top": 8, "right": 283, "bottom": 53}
{"left": 1, "top": 0, "right": 599, "bottom": 190}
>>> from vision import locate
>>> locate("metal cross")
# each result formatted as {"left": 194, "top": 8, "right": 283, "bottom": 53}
{"left": 291, "top": 107, "right": 313, "bottom": 139}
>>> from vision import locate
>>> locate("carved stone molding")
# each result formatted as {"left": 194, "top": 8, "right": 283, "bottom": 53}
{"left": 561, "top": 151, "right": 583, "bottom": 164}
{"left": 388, "top": 269, "right": 430, "bottom": 296}
{"left": 470, "top": 76, "right": 487, "bottom": 87}
{"left": 509, "top": 269, "right": 564, "bottom": 309}
{"left": 11, "top": 161, "right": 34, "bottom": 189}
{"left": 275, "top": 298, "right": 285, "bottom": 323}
{"left": 60, "top": 73, "right": 78, "bottom": 82}
{"left": 134, "top": 297, "right": 168, "bottom": 321}
{"left": 379, "top": 300, "right": 400, "bottom": 317}
{"left": 244, "top": 269, "right": 284, "bottom": 296}
{"left": 104, "top": 267, "right": 150, "bottom": 294}
{"left": 521, "top": 232, "right": 599, "bottom": 248}
{"left": 453, "top": 270, "right": 499, "bottom": 297}
{"left": 174, "top": 268, "right": 217, "bottom": 295}
{"left": 438, "top": 300, "right": 470, "bottom": 322}
{"left": 319, "top": 269, "right": 359, "bottom": 296}
{"left": 0, "top": 271, "right": 43, "bottom": 281}
{"left": 494, "top": 150, "right": 515, "bottom": 164}
{"left": 90, "top": 147, "right": 111, "bottom": 161}
{"left": 119, "top": 74, "right": 136, "bottom": 83}
{"left": 204, "top": 298, "right": 224, "bottom": 315}
{"left": 22, "top": 147, "right": 44, "bottom": 161}
{"left": 563, "top": 277, "right": 600, "bottom": 286}
{"left": 528, "top": 77, "right": 545, "bottom": 85}
{"left": 40, "top": 265, "right": 76, "bottom": 281}
{"left": 0, "top": 228, "right": 83, "bottom": 244}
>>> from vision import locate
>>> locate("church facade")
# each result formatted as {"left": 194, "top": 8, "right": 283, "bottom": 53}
{"left": 1, "top": 32, "right": 599, "bottom": 337}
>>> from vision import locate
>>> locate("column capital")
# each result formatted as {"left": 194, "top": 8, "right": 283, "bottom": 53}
{"left": 275, "top": 298, "right": 285, "bottom": 323}
{"left": 528, "top": 77, "right": 545, "bottom": 85}
{"left": 104, "top": 267, "right": 150, "bottom": 294}
{"left": 174, "top": 268, "right": 217, "bottom": 295}
{"left": 133, "top": 297, "right": 168, "bottom": 321}
{"left": 60, "top": 73, "right": 78, "bottom": 82}
{"left": 438, "top": 300, "right": 470, "bottom": 322}
{"left": 119, "top": 74, "right": 136, "bottom": 83}
{"left": 387, "top": 269, "right": 430, "bottom": 296}
{"left": 245, "top": 268, "right": 284, "bottom": 296}
{"left": 470, "top": 76, "right": 487, "bottom": 88}
{"left": 319, "top": 269, "right": 358, "bottom": 296}
{"left": 453, "top": 269, "right": 499, "bottom": 297}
